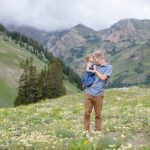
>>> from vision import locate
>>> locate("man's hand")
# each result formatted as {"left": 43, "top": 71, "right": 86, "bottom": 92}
{"left": 93, "top": 65, "right": 98, "bottom": 73}
{"left": 82, "top": 84, "right": 85, "bottom": 89}
{"left": 93, "top": 65, "right": 97, "bottom": 72}
{"left": 93, "top": 65, "right": 108, "bottom": 81}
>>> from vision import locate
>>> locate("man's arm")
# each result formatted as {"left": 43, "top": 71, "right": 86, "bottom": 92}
{"left": 94, "top": 70, "right": 108, "bottom": 80}
{"left": 93, "top": 65, "right": 112, "bottom": 81}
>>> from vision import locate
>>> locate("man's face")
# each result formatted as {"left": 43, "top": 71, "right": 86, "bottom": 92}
{"left": 93, "top": 56, "right": 102, "bottom": 65}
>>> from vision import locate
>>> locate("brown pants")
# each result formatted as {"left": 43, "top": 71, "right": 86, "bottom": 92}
{"left": 83, "top": 90, "right": 104, "bottom": 131}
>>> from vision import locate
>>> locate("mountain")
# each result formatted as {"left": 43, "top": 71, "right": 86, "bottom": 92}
{"left": 0, "top": 32, "right": 79, "bottom": 108}
{"left": 97, "top": 19, "right": 150, "bottom": 53}
{"left": 6, "top": 18, "right": 150, "bottom": 87}
{"left": 0, "top": 87, "right": 149, "bottom": 149}
{"left": 6, "top": 24, "right": 48, "bottom": 44}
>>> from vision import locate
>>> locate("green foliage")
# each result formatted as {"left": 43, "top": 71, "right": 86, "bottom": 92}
{"left": 145, "top": 74, "right": 150, "bottom": 85}
{"left": 96, "top": 136, "right": 121, "bottom": 149}
{"left": 14, "top": 57, "right": 39, "bottom": 106}
{"left": 134, "top": 63, "right": 145, "bottom": 74}
{"left": 45, "top": 58, "right": 66, "bottom": 98}
{"left": 14, "top": 57, "right": 66, "bottom": 106}
{"left": 55, "top": 129, "right": 76, "bottom": 138}
{"left": 0, "top": 24, "right": 6, "bottom": 32}
{"left": 37, "top": 66, "right": 48, "bottom": 99}
{"left": 68, "top": 138, "right": 94, "bottom": 150}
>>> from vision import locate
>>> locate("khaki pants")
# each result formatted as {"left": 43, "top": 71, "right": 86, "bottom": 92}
{"left": 83, "top": 90, "right": 104, "bottom": 131}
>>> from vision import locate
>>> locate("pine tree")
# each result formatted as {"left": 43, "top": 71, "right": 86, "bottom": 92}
{"left": 46, "top": 58, "right": 66, "bottom": 98}
{"left": 14, "top": 57, "right": 39, "bottom": 107}
{"left": 14, "top": 56, "right": 67, "bottom": 107}
{"left": 37, "top": 66, "right": 48, "bottom": 99}
{"left": 14, "top": 59, "right": 29, "bottom": 106}
{"left": 26, "top": 57, "right": 39, "bottom": 103}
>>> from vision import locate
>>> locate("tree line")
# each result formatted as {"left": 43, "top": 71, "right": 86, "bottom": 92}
{"left": 0, "top": 24, "right": 82, "bottom": 90}
{"left": 14, "top": 57, "right": 66, "bottom": 106}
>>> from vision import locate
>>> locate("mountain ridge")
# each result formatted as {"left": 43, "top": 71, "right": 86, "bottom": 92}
{"left": 4, "top": 18, "right": 150, "bottom": 87}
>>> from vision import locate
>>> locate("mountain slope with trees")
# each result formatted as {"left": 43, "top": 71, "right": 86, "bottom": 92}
{"left": 14, "top": 57, "right": 66, "bottom": 107}
{"left": 7, "top": 18, "right": 150, "bottom": 87}
{"left": 0, "top": 25, "right": 80, "bottom": 108}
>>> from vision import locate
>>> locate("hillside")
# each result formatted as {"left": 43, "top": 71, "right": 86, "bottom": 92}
{"left": 7, "top": 18, "right": 150, "bottom": 87}
{"left": 0, "top": 87, "right": 149, "bottom": 149}
{"left": 7, "top": 24, "right": 48, "bottom": 44}
{"left": 0, "top": 33, "right": 79, "bottom": 108}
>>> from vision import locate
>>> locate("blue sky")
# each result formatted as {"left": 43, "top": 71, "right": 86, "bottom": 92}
{"left": 0, "top": 0, "right": 150, "bottom": 31}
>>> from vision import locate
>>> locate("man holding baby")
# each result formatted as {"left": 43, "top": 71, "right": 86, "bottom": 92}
{"left": 83, "top": 49, "right": 113, "bottom": 135}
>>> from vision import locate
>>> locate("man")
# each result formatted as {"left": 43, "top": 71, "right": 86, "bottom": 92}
{"left": 83, "top": 49, "right": 113, "bottom": 135}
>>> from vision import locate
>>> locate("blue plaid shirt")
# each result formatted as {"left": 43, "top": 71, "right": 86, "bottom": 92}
{"left": 84, "top": 63, "right": 112, "bottom": 96}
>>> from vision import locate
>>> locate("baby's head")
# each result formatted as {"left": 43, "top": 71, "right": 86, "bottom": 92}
{"left": 85, "top": 53, "right": 94, "bottom": 63}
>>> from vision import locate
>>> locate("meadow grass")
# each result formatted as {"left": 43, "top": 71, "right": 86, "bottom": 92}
{"left": 0, "top": 86, "right": 149, "bottom": 149}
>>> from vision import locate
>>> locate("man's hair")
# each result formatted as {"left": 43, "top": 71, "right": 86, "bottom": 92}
{"left": 93, "top": 49, "right": 105, "bottom": 59}
{"left": 85, "top": 53, "right": 93, "bottom": 62}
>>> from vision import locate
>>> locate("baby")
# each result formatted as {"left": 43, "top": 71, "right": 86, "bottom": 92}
{"left": 82, "top": 54, "right": 96, "bottom": 89}
{"left": 85, "top": 53, "right": 95, "bottom": 72}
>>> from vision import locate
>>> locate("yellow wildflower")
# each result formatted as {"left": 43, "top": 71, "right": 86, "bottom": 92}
{"left": 82, "top": 139, "right": 88, "bottom": 145}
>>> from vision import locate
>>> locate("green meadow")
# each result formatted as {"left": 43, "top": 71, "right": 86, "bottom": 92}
{"left": 0, "top": 87, "right": 149, "bottom": 149}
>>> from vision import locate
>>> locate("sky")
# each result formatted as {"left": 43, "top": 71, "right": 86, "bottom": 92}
{"left": 0, "top": 0, "right": 150, "bottom": 31}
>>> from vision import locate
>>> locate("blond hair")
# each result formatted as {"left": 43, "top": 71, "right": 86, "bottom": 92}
{"left": 93, "top": 49, "right": 105, "bottom": 59}
{"left": 85, "top": 53, "right": 93, "bottom": 62}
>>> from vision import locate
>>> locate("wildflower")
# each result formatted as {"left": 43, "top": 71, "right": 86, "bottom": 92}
{"left": 113, "top": 137, "right": 117, "bottom": 141}
{"left": 109, "top": 144, "right": 116, "bottom": 148}
{"left": 106, "top": 128, "right": 110, "bottom": 132}
{"left": 82, "top": 139, "right": 88, "bottom": 145}
{"left": 121, "top": 134, "right": 126, "bottom": 138}
{"left": 89, "top": 137, "right": 94, "bottom": 142}
{"left": 127, "top": 143, "right": 132, "bottom": 148}
{"left": 52, "top": 145, "right": 55, "bottom": 149}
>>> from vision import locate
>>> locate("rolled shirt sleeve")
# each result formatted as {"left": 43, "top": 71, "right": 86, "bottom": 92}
{"left": 104, "top": 65, "right": 113, "bottom": 78}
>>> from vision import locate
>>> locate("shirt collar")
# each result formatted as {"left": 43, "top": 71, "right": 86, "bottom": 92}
{"left": 97, "top": 62, "right": 108, "bottom": 67}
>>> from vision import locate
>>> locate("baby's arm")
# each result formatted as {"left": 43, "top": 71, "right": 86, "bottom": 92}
{"left": 86, "top": 63, "right": 94, "bottom": 72}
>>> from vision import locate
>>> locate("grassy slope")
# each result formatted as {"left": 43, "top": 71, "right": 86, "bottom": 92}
{"left": 108, "top": 43, "right": 150, "bottom": 85}
{"left": 0, "top": 87, "right": 149, "bottom": 149}
{"left": 0, "top": 34, "right": 79, "bottom": 108}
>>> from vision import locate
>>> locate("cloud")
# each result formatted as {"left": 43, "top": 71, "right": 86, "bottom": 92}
{"left": 0, "top": 0, "right": 150, "bottom": 31}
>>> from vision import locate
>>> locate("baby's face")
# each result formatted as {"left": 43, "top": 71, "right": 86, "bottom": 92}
{"left": 89, "top": 56, "right": 94, "bottom": 63}
{"left": 93, "top": 56, "right": 99, "bottom": 64}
